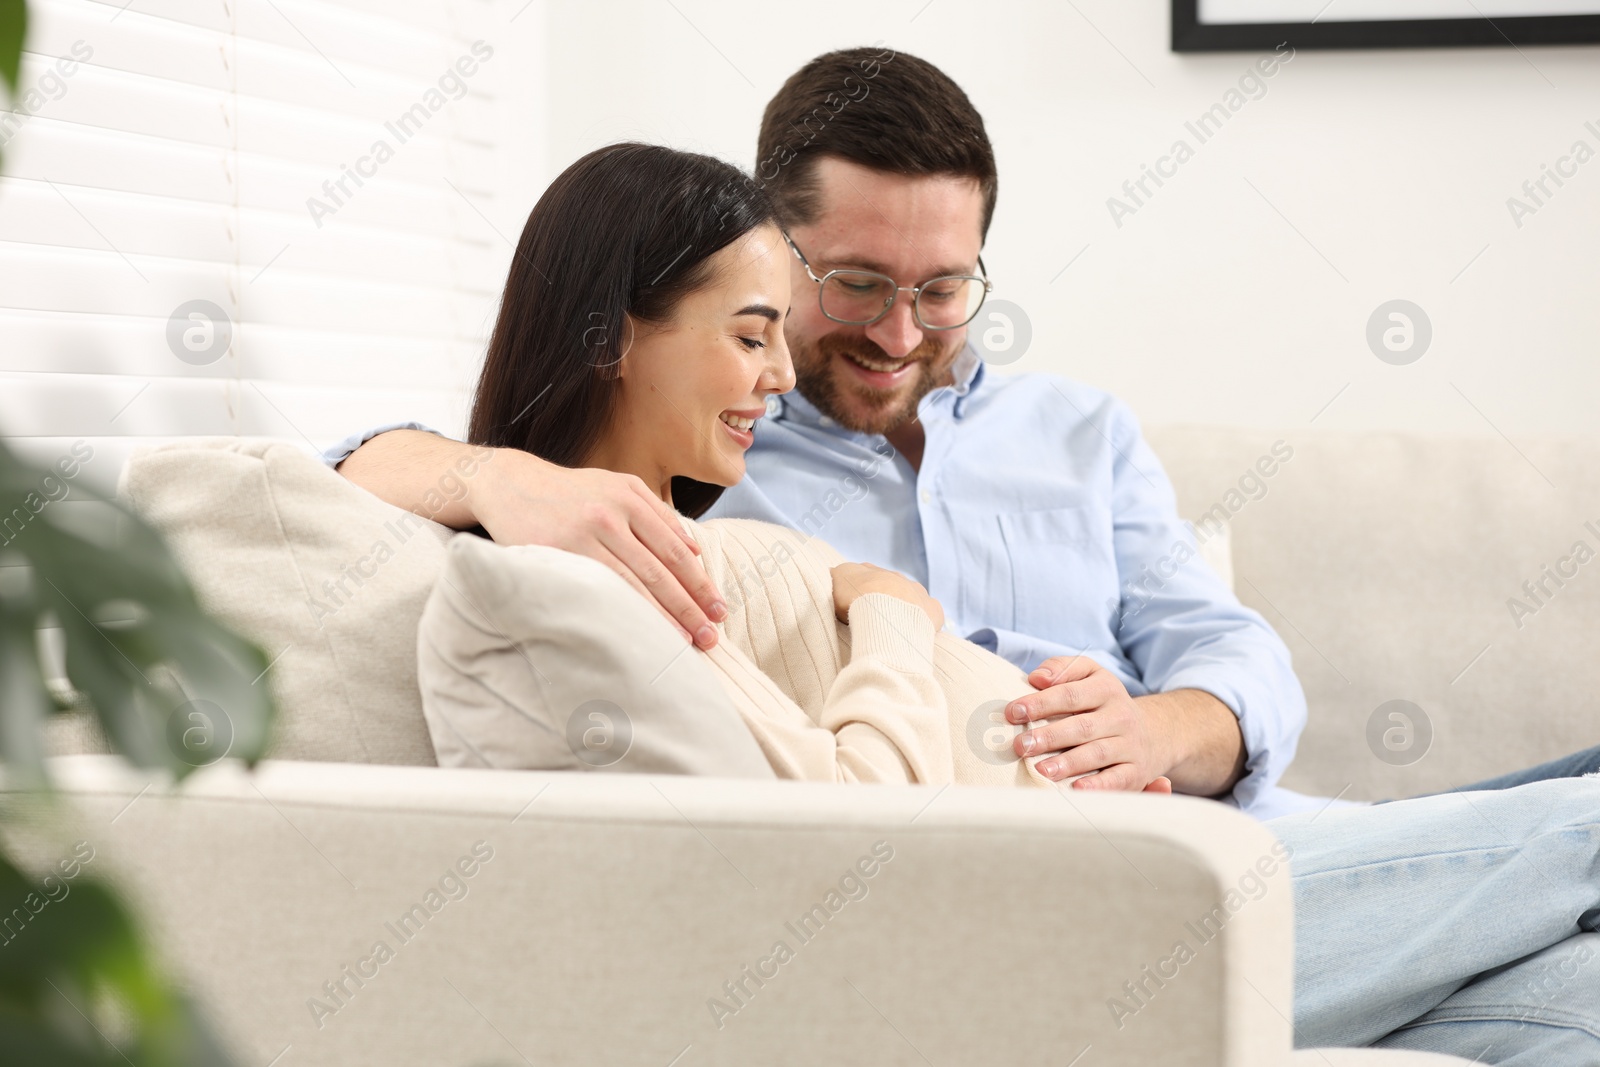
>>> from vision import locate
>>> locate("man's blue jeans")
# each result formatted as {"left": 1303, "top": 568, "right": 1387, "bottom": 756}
{"left": 1452, "top": 744, "right": 1600, "bottom": 793}
{"left": 1272, "top": 777, "right": 1600, "bottom": 1064}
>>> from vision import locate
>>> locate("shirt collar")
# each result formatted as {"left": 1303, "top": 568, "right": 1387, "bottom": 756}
{"left": 768, "top": 342, "right": 987, "bottom": 426}
{"left": 949, "top": 343, "right": 984, "bottom": 400}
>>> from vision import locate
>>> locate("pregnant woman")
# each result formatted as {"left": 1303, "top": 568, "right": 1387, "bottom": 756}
{"left": 454, "top": 142, "right": 1599, "bottom": 1063}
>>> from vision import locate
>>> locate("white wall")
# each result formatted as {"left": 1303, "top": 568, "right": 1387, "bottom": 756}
{"left": 527, "top": 0, "right": 1600, "bottom": 437}
{"left": 8, "top": 0, "right": 1589, "bottom": 468}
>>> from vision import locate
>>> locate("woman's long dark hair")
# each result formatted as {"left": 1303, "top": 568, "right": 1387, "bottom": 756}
{"left": 469, "top": 143, "right": 778, "bottom": 518}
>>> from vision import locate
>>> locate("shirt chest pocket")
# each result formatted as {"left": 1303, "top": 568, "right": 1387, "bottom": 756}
{"left": 996, "top": 505, "right": 1118, "bottom": 643}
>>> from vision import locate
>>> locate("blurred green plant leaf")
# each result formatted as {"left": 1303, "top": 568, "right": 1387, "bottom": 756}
{"left": 0, "top": 0, "right": 25, "bottom": 96}
{"left": 0, "top": 431, "right": 275, "bottom": 1065}
{"left": 0, "top": 436, "right": 274, "bottom": 782}
{"left": 0, "top": 849, "right": 234, "bottom": 1066}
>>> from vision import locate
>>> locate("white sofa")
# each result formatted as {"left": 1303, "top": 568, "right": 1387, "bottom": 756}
{"left": 16, "top": 756, "right": 1467, "bottom": 1067}
{"left": 23, "top": 423, "right": 1593, "bottom": 1067}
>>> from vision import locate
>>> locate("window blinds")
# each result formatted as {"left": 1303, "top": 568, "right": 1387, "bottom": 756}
{"left": 0, "top": 0, "right": 510, "bottom": 491}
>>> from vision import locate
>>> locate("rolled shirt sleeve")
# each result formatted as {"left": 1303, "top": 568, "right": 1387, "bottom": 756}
{"left": 1102, "top": 401, "right": 1307, "bottom": 815}
{"left": 321, "top": 421, "right": 444, "bottom": 469}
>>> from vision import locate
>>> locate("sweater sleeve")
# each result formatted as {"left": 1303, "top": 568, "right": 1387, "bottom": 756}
{"left": 822, "top": 592, "right": 952, "bottom": 782}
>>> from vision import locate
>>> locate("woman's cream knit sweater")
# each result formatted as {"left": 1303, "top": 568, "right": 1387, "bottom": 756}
{"left": 687, "top": 517, "right": 1052, "bottom": 790}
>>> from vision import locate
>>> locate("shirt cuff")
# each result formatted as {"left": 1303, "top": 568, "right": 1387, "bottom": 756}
{"left": 321, "top": 421, "right": 443, "bottom": 469}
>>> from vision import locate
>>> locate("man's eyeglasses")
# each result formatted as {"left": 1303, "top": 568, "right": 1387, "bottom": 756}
{"left": 783, "top": 233, "right": 991, "bottom": 330}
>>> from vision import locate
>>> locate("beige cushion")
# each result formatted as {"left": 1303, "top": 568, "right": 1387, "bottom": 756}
{"left": 119, "top": 440, "right": 448, "bottom": 765}
{"left": 1149, "top": 425, "right": 1600, "bottom": 801}
{"left": 417, "top": 533, "right": 774, "bottom": 777}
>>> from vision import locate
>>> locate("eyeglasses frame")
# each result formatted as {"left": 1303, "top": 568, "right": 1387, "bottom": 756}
{"left": 782, "top": 232, "right": 992, "bottom": 331}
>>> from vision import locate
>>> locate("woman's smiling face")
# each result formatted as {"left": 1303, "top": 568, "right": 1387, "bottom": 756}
{"left": 587, "top": 223, "right": 795, "bottom": 503}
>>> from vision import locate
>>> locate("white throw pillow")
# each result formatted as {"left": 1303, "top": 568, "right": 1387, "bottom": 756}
{"left": 417, "top": 534, "right": 775, "bottom": 778}
{"left": 119, "top": 439, "right": 450, "bottom": 765}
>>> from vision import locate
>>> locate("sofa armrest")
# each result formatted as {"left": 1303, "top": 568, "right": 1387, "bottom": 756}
{"left": 10, "top": 755, "right": 1312, "bottom": 1066}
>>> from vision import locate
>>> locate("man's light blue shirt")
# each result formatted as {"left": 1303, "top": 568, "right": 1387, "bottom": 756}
{"left": 705, "top": 346, "right": 1313, "bottom": 819}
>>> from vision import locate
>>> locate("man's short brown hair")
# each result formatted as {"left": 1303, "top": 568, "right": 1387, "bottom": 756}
{"left": 756, "top": 47, "right": 997, "bottom": 237}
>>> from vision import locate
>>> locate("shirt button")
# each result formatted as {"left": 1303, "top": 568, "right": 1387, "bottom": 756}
{"left": 764, "top": 396, "right": 781, "bottom": 417}
{"left": 819, "top": 416, "right": 835, "bottom": 427}
{"left": 919, "top": 489, "right": 931, "bottom": 504}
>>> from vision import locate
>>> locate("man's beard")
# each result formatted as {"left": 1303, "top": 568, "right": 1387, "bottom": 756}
{"left": 789, "top": 331, "right": 961, "bottom": 436}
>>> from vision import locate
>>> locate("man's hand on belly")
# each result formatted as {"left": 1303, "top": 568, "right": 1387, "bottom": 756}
{"left": 1005, "top": 657, "right": 1244, "bottom": 797}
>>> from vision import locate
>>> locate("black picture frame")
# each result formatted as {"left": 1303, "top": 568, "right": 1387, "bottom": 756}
{"left": 1172, "top": 0, "right": 1600, "bottom": 52}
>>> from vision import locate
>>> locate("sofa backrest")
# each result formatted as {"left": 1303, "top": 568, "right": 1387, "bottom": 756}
{"left": 1148, "top": 425, "right": 1600, "bottom": 801}
{"left": 115, "top": 427, "right": 1600, "bottom": 802}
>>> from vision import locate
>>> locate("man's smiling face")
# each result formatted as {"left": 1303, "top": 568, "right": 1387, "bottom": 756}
{"left": 782, "top": 156, "right": 987, "bottom": 436}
